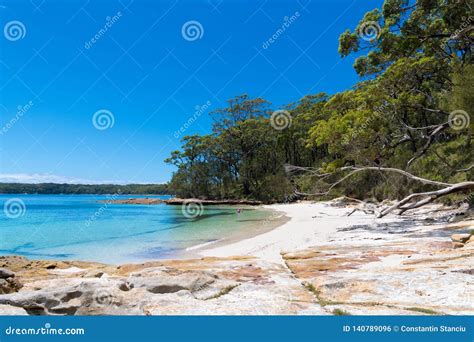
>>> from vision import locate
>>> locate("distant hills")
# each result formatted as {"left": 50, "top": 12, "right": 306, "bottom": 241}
{"left": 0, "top": 183, "right": 169, "bottom": 195}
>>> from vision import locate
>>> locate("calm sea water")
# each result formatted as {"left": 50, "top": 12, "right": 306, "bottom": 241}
{"left": 0, "top": 194, "right": 273, "bottom": 264}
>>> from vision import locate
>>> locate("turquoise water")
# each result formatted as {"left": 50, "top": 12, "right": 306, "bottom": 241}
{"left": 0, "top": 194, "right": 273, "bottom": 264}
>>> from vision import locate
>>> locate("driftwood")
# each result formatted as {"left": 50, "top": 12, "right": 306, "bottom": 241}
{"left": 377, "top": 181, "right": 474, "bottom": 217}
{"left": 288, "top": 165, "right": 473, "bottom": 218}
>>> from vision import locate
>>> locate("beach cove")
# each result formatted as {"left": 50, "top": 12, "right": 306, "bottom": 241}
{"left": 0, "top": 194, "right": 281, "bottom": 264}
{"left": 0, "top": 199, "right": 472, "bottom": 315}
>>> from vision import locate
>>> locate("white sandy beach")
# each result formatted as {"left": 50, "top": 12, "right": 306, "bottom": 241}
{"left": 198, "top": 201, "right": 474, "bottom": 315}
{"left": 1, "top": 200, "right": 472, "bottom": 315}
{"left": 200, "top": 201, "right": 397, "bottom": 263}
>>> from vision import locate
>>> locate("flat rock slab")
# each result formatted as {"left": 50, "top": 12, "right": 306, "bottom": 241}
{"left": 283, "top": 240, "right": 474, "bottom": 315}
{"left": 164, "top": 198, "right": 262, "bottom": 205}
{"left": 0, "top": 304, "right": 28, "bottom": 315}
{"left": 0, "top": 256, "right": 325, "bottom": 315}
{"left": 99, "top": 198, "right": 163, "bottom": 205}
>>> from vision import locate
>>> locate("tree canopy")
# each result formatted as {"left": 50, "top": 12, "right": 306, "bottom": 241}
{"left": 166, "top": 0, "right": 473, "bottom": 204}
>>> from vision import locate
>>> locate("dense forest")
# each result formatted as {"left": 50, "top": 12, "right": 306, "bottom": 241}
{"left": 166, "top": 0, "right": 473, "bottom": 205}
{"left": 0, "top": 183, "right": 168, "bottom": 195}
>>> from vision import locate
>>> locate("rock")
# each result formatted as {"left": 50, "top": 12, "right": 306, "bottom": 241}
{"left": 0, "top": 267, "right": 23, "bottom": 294}
{"left": 129, "top": 271, "right": 218, "bottom": 294}
{"left": 0, "top": 304, "right": 28, "bottom": 315}
{"left": 0, "top": 256, "right": 327, "bottom": 315}
{"left": 0, "top": 256, "right": 30, "bottom": 271}
{"left": 48, "top": 298, "right": 82, "bottom": 314}
{"left": 466, "top": 235, "right": 474, "bottom": 245}
{"left": 283, "top": 237, "right": 474, "bottom": 315}
{"left": 99, "top": 198, "right": 163, "bottom": 205}
{"left": 118, "top": 281, "right": 134, "bottom": 291}
{"left": 0, "top": 279, "right": 126, "bottom": 315}
{"left": 49, "top": 267, "right": 85, "bottom": 275}
{"left": 0, "top": 277, "right": 22, "bottom": 294}
{"left": 164, "top": 198, "right": 262, "bottom": 205}
{"left": 0, "top": 268, "right": 15, "bottom": 279}
{"left": 451, "top": 234, "right": 472, "bottom": 243}
{"left": 0, "top": 279, "right": 10, "bottom": 293}
{"left": 452, "top": 242, "right": 465, "bottom": 249}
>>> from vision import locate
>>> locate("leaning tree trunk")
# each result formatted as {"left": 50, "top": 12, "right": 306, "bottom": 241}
{"left": 286, "top": 165, "right": 474, "bottom": 218}
{"left": 377, "top": 181, "right": 474, "bottom": 217}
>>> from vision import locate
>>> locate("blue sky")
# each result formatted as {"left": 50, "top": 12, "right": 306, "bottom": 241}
{"left": 0, "top": 0, "right": 382, "bottom": 184}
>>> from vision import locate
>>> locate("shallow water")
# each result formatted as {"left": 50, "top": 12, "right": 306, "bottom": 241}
{"left": 0, "top": 194, "right": 274, "bottom": 264}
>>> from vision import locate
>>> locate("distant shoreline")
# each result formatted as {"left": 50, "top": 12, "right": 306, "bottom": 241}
{"left": 0, "top": 193, "right": 171, "bottom": 196}
{"left": 0, "top": 182, "right": 169, "bottom": 195}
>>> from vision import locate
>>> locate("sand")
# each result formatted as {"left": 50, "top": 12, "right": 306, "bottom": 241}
{"left": 201, "top": 201, "right": 473, "bottom": 262}
{"left": 199, "top": 201, "right": 391, "bottom": 263}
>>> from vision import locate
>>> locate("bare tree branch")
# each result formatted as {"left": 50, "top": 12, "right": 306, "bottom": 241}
{"left": 457, "top": 165, "right": 474, "bottom": 172}
{"left": 289, "top": 165, "right": 473, "bottom": 218}
{"left": 406, "top": 122, "right": 450, "bottom": 167}
{"left": 377, "top": 181, "right": 474, "bottom": 217}
{"left": 294, "top": 166, "right": 451, "bottom": 196}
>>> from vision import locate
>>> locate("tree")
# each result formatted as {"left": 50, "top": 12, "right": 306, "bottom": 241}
{"left": 165, "top": 1, "right": 472, "bottom": 209}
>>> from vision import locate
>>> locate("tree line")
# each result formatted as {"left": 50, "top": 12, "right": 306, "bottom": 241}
{"left": 165, "top": 0, "right": 473, "bottom": 204}
{"left": 0, "top": 183, "right": 169, "bottom": 195}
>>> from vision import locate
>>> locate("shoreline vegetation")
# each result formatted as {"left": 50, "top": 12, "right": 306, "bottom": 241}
{"left": 0, "top": 183, "right": 169, "bottom": 195}
{"left": 161, "top": 0, "right": 472, "bottom": 210}
{"left": 99, "top": 197, "right": 263, "bottom": 205}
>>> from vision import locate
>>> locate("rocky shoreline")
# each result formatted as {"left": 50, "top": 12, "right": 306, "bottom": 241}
{"left": 0, "top": 201, "right": 472, "bottom": 316}
{"left": 100, "top": 197, "right": 263, "bottom": 206}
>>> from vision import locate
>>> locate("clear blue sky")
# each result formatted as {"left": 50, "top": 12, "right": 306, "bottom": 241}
{"left": 0, "top": 0, "right": 382, "bottom": 184}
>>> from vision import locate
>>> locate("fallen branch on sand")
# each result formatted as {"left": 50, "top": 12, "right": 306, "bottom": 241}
{"left": 376, "top": 181, "right": 474, "bottom": 217}
{"left": 287, "top": 165, "right": 474, "bottom": 218}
